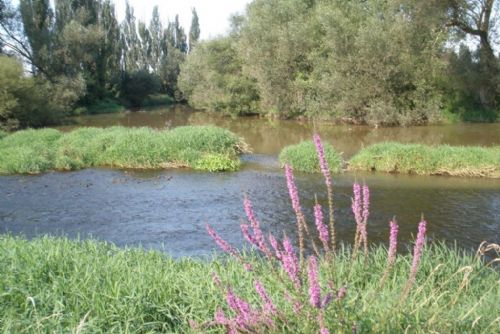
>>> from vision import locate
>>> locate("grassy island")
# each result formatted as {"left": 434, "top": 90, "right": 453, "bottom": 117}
{"left": 0, "top": 236, "right": 497, "bottom": 333}
{"left": 279, "top": 140, "right": 343, "bottom": 173}
{"left": 349, "top": 142, "right": 500, "bottom": 178}
{"left": 0, "top": 126, "right": 248, "bottom": 174}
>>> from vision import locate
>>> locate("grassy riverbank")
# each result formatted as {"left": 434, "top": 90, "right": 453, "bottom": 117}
{"left": 0, "top": 126, "right": 248, "bottom": 174}
{"left": 279, "top": 140, "right": 343, "bottom": 173}
{"left": 349, "top": 142, "right": 500, "bottom": 178}
{"left": 0, "top": 236, "right": 497, "bottom": 333}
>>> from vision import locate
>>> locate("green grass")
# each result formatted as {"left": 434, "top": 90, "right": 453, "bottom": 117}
{"left": 279, "top": 140, "right": 343, "bottom": 173}
{"left": 0, "top": 126, "right": 248, "bottom": 174}
{"left": 0, "top": 235, "right": 497, "bottom": 333}
{"left": 0, "top": 130, "right": 7, "bottom": 139}
{"left": 349, "top": 142, "right": 500, "bottom": 178}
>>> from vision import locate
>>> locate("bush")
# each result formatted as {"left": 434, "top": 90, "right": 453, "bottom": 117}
{"left": 349, "top": 142, "right": 500, "bottom": 178}
{"left": 279, "top": 140, "right": 343, "bottom": 173}
{"left": 0, "top": 56, "right": 84, "bottom": 130}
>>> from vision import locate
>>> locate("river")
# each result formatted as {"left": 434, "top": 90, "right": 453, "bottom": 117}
{"left": 1, "top": 105, "right": 499, "bottom": 257}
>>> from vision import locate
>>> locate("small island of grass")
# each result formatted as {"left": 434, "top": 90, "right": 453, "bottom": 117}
{"left": 0, "top": 126, "right": 249, "bottom": 174}
{"left": 279, "top": 140, "right": 343, "bottom": 173}
{"left": 349, "top": 142, "right": 500, "bottom": 178}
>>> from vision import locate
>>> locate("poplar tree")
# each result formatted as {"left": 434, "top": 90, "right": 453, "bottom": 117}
{"left": 188, "top": 7, "right": 200, "bottom": 52}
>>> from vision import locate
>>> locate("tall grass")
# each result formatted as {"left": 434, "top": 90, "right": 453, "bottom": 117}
{"left": 279, "top": 140, "right": 343, "bottom": 173}
{"left": 0, "top": 236, "right": 497, "bottom": 333}
{"left": 349, "top": 142, "right": 500, "bottom": 178}
{"left": 0, "top": 126, "right": 248, "bottom": 174}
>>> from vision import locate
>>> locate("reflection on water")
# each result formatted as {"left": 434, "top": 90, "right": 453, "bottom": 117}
{"left": 61, "top": 105, "right": 500, "bottom": 156}
{"left": 2, "top": 106, "right": 498, "bottom": 257}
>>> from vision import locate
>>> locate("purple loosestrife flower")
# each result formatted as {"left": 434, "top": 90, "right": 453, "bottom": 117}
{"left": 401, "top": 219, "right": 427, "bottom": 301}
{"left": 321, "top": 293, "right": 333, "bottom": 309}
{"left": 282, "top": 237, "right": 301, "bottom": 289}
{"left": 410, "top": 220, "right": 427, "bottom": 280}
{"left": 313, "top": 134, "right": 332, "bottom": 187}
{"left": 337, "top": 286, "right": 347, "bottom": 300}
{"left": 362, "top": 184, "right": 370, "bottom": 223}
{"left": 243, "top": 197, "right": 272, "bottom": 257}
{"left": 255, "top": 281, "right": 277, "bottom": 315}
{"left": 206, "top": 224, "right": 238, "bottom": 257}
{"left": 308, "top": 256, "right": 321, "bottom": 308}
{"left": 388, "top": 220, "right": 399, "bottom": 266}
{"left": 352, "top": 183, "right": 362, "bottom": 225}
{"left": 268, "top": 234, "right": 282, "bottom": 260}
{"left": 314, "top": 203, "right": 330, "bottom": 251}
{"left": 241, "top": 223, "right": 257, "bottom": 245}
{"left": 285, "top": 164, "right": 301, "bottom": 214}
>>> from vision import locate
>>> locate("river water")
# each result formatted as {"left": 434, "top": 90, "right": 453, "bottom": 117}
{"left": 1, "top": 106, "right": 499, "bottom": 257}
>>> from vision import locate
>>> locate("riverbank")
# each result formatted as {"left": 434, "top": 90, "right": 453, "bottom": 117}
{"left": 0, "top": 126, "right": 247, "bottom": 174}
{"left": 0, "top": 235, "right": 497, "bottom": 333}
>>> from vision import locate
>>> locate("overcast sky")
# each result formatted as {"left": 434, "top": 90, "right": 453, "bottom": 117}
{"left": 114, "top": 0, "right": 251, "bottom": 40}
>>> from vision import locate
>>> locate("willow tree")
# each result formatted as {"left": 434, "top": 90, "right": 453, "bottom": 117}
{"left": 447, "top": 0, "right": 499, "bottom": 110}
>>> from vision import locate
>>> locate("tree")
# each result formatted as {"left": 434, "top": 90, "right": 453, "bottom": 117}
{"left": 149, "top": 6, "right": 163, "bottom": 73}
{"left": 121, "top": 70, "right": 161, "bottom": 107}
{"left": 188, "top": 7, "right": 200, "bottom": 52}
{"left": 121, "top": 1, "right": 140, "bottom": 72}
{"left": 179, "top": 37, "right": 259, "bottom": 115}
{"left": 447, "top": 0, "right": 499, "bottom": 110}
{"left": 174, "top": 14, "right": 187, "bottom": 53}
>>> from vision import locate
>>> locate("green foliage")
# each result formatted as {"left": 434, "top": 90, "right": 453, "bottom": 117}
{"left": 0, "top": 126, "right": 247, "bottom": 174}
{"left": 120, "top": 70, "right": 161, "bottom": 107}
{"left": 349, "top": 142, "right": 500, "bottom": 178}
{"left": 0, "top": 129, "right": 7, "bottom": 139}
{"left": 188, "top": 8, "right": 200, "bottom": 52}
{"left": 0, "top": 56, "right": 84, "bottom": 130}
{"left": 279, "top": 140, "right": 343, "bottom": 173}
{"left": 0, "top": 235, "right": 497, "bottom": 333}
{"left": 179, "top": 37, "right": 260, "bottom": 116}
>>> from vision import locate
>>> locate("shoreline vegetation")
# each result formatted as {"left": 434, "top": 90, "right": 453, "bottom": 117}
{"left": 0, "top": 235, "right": 497, "bottom": 333}
{"left": 280, "top": 141, "right": 500, "bottom": 178}
{"left": 0, "top": 126, "right": 248, "bottom": 174}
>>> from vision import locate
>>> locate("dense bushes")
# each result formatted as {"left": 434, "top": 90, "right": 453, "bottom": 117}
{"left": 0, "top": 56, "right": 83, "bottom": 130}
{"left": 0, "top": 126, "right": 248, "bottom": 174}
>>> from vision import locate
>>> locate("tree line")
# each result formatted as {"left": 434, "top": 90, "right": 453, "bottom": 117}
{"left": 179, "top": 0, "right": 499, "bottom": 126}
{"left": 0, "top": 0, "right": 200, "bottom": 130}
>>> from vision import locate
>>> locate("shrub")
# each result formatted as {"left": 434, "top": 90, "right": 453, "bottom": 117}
{"left": 279, "top": 140, "right": 343, "bottom": 173}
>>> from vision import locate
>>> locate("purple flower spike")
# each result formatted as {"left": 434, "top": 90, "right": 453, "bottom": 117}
{"left": 255, "top": 281, "right": 277, "bottom": 315}
{"left": 314, "top": 203, "right": 329, "bottom": 251}
{"left": 352, "top": 183, "right": 362, "bottom": 225}
{"left": 206, "top": 224, "right": 238, "bottom": 257}
{"left": 362, "top": 184, "right": 370, "bottom": 223}
{"left": 410, "top": 220, "right": 427, "bottom": 279}
{"left": 308, "top": 256, "right": 321, "bottom": 309}
{"left": 282, "top": 237, "right": 301, "bottom": 289}
{"left": 388, "top": 220, "right": 399, "bottom": 265}
{"left": 337, "top": 286, "right": 347, "bottom": 300}
{"left": 285, "top": 164, "right": 301, "bottom": 214}
{"left": 313, "top": 134, "right": 332, "bottom": 187}
{"left": 243, "top": 197, "right": 272, "bottom": 257}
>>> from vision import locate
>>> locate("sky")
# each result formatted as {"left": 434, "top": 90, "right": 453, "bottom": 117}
{"left": 114, "top": 0, "right": 251, "bottom": 40}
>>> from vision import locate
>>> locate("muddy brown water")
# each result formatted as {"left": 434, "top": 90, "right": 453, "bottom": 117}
{"left": 1, "top": 105, "right": 499, "bottom": 257}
